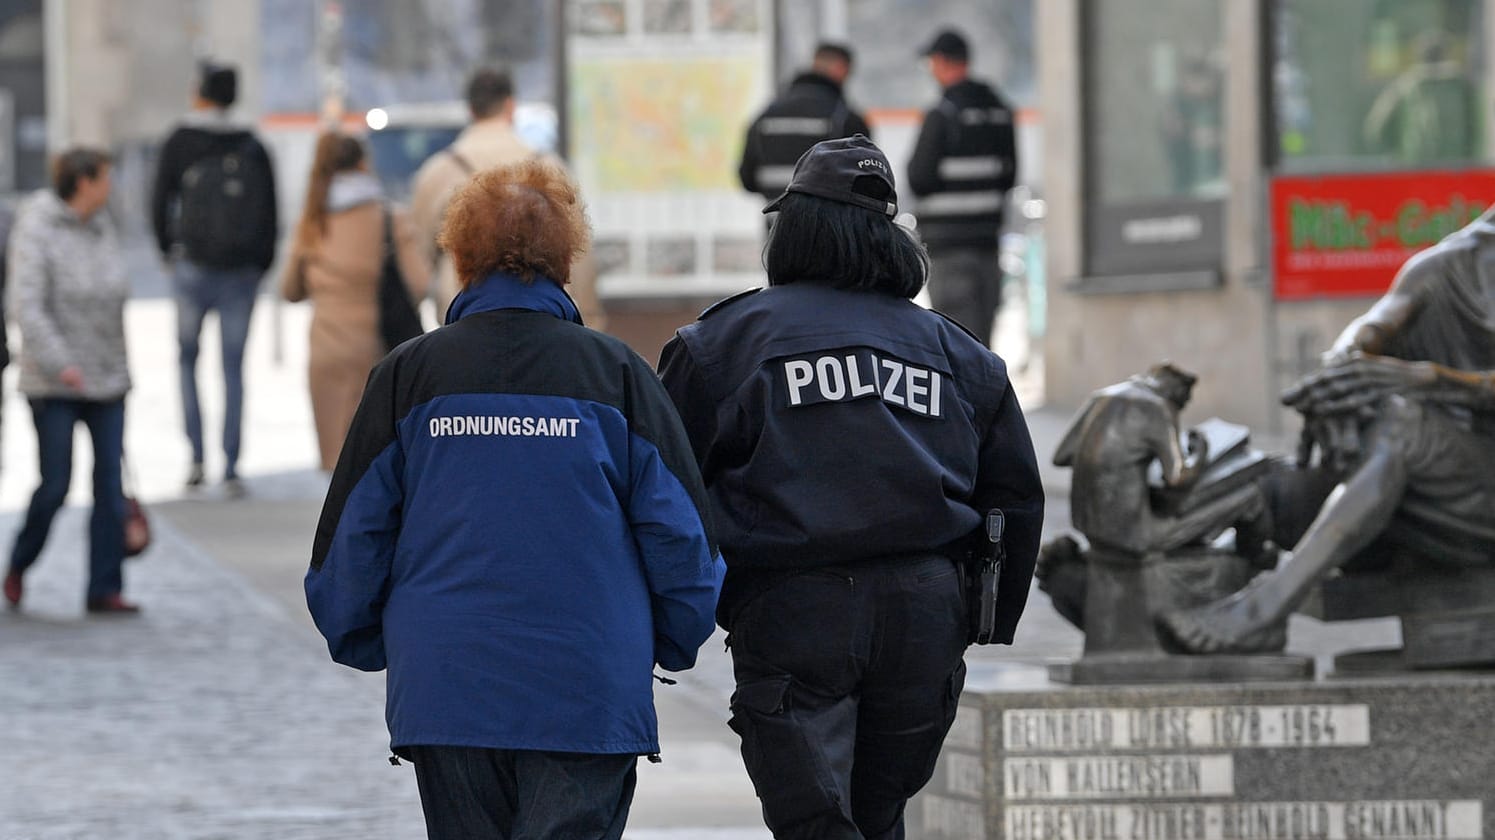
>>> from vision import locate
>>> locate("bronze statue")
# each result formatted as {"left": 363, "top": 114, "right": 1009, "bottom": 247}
{"left": 1037, "top": 364, "right": 1294, "bottom": 673}
{"left": 1160, "top": 209, "right": 1495, "bottom": 654}
{"left": 1053, "top": 363, "right": 1272, "bottom": 559}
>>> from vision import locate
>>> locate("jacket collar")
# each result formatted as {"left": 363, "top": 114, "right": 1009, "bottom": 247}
{"left": 327, "top": 171, "right": 384, "bottom": 213}
{"left": 790, "top": 72, "right": 843, "bottom": 95}
{"left": 459, "top": 117, "right": 527, "bottom": 149}
{"left": 180, "top": 107, "right": 253, "bottom": 133}
{"left": 445, "top": 272, "right": 583, "bottom": 326}
{"left": 34, "top": 190, "right": 101, "bottom": 230}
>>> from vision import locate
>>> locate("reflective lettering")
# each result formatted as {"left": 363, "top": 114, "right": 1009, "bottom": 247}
{"left": 785, "top": 359, "right": 815, "bottom": 405}
{"left": 780, "top": 351, "right": 944, "bottom": 417}
{"left": 817, "top": 356, "right": 847, "bottom": 400}
{"left": 428, "top": 414, "right": 581, "bottom": 437}
{"left": 881, "top": 359, "right": 907, "bottom": 406}
{"left": 846, "top": 354, "right": 877, "bottom": 397}
{"left": 906, "top": 367, "right": 930, "bottom": 414}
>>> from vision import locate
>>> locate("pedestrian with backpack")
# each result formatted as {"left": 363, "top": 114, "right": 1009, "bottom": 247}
{"left": 409, "top": 66, "right": 605, "bottom": 328}
{"left": 150, "top": 61, "right": 278, "bottom": 497}
{"left": 280, "top": 132, "right": 429, "bottom": 472}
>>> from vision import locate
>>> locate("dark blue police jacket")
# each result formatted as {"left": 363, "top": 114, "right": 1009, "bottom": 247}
{"left": 307, "top": 273, "right": 723, "bottom": 756}
{"left": 658, "top": 283, "right": 1042, "bottom": 642}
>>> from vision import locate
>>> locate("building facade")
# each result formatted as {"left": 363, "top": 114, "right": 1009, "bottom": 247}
{"left": 1039, "top": 0, "right": 1495, "bottom": 431}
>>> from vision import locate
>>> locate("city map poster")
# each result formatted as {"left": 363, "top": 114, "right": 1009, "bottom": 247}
{"left": 569, "top": 55, "right": 759, "bottom": 192}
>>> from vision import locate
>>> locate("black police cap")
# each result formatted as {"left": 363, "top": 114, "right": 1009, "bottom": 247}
{"left": 921, "top": 28, "right": 970, "bottom": 62}
{"left": 763, "top": 134, "right": 898, "bottom": 217}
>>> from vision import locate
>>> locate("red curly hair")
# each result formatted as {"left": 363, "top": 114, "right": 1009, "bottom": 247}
{"left": 439, "top": 158, "right": 590, "bottom": 288}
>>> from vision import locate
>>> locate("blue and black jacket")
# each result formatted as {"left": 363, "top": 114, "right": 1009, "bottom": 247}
{"left": 306, "top": 274, "right": 723, "bottom": 757}
{"left": 659, "top": 283, "right": 1042, "bottom": 643}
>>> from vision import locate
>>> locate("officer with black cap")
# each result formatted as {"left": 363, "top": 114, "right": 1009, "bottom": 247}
{"left": 737, "top": 42, "right": 872, "bottom": 212}
{"left": 907, "top": 27, "right": 1019, "bottom": 349}
{"left": 659, "top": 135, "right": 1043, "bottom": 840}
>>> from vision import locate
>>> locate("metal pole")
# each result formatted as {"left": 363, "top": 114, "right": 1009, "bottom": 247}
{"left": 42, "top": 0, "right": 70, "bottom": 152}
{"left": 267, "top": 0, "right": 344, "bottom": 368}
{"left": 556, "top": 0, "right": 569, "bottom": 161}
{"left": 317, "top": 0, "right": 346, "bottom": 126}
{"left": 820, "top": 0, "right": 847, "bottom": 39}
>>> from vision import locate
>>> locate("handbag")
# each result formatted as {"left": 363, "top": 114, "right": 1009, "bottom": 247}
{"left": 377, "top": 205, "right": 424, "bottom": 352}
{"left": 122, "top": 457, "right": 150, "bottom": 558}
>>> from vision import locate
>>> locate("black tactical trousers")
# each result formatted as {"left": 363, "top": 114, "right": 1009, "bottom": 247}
{"left": 727, "top": 556, "right": 968, "bottom": 840}
{"left": 928, "top": 247, "right": 1002, "bottom": 349}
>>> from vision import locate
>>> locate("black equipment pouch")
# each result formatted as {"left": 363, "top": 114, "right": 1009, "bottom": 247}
{"left": 965, "top": 509, "right": 1005, "bottom": 645}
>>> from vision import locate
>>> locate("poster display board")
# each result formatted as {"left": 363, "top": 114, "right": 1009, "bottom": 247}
{"left": 568, "top": 0, "right": 773, "bottom": 295}
{"left": 1270, "top": 170, "right": 1495, "bottom": 300}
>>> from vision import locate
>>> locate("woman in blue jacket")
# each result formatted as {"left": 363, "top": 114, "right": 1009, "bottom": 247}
{"left": 306, "top": 158, "right": 723, "bottom": 839}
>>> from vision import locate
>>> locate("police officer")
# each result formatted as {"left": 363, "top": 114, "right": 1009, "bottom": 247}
{"left": 659, "top": 135, "right": 1043, "bottom": 840}
{"left": 738, "top": 42, "right": 871, "bottom": 207}
{"left": 907, "top": 27, "right": 1019, "bottom": 348}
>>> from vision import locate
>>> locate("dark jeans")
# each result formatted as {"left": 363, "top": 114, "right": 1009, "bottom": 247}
{"left": 173, "top": 260, "right": 260, "bottom": 478}
{"left": 8, "top": 398, "right": 126, "bottom": 601}
{"left": 405, "top": 746, "right": 637, "bottom": 840}
{"left": 928, "top": 247, "right": 1002, "bottom": 349}
{"left": 728, "top": 556, "right": 969, "bottom": 840}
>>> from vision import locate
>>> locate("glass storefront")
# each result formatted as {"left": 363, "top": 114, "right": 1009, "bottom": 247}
{"left": 1273, "top": 0, "right": 1486, "bottom": 172}
{"left": 1082, "top": 0, "right": 1228, "bottom": 279}
{"left": 0, "top": 0, "right": 44, "bottom": 193}
{"left": 1087, "top": 0, "right": 1227, "bottom": 204}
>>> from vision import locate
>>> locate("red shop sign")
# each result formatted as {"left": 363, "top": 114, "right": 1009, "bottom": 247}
{"left": 1270, "top": 170, "right": 1495, "bottom": 300}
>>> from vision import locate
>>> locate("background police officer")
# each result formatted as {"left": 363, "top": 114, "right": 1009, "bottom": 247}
{"left": 660, "top": 135, "right": 1043, "bottom": 840}
{"left": 738, "top": 42, "right": 871, "bottom": 208}
{"left": 907, "top": 27, "right": 1019, "bottom": 349}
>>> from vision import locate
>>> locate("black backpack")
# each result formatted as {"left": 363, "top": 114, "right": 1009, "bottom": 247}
{"left": 177, "top": 137, "right": 274, "bottom": 268}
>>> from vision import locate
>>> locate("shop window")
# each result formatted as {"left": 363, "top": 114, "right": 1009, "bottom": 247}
{"left": 1082, "top": 0, "right": 1227, "bottom": 282}
{"left": 1273, "top": 0, "right": 1486, "bottom": 172}
{"left": 1089, "top": 1, "right": 1226, "bottom": 203}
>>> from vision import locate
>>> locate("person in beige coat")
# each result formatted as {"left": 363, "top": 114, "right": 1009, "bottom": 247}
{"left": 411, "top": 66, "right": 605, "bottom": 328}
{"left": 283, "top": 132, "right": 430, "bottom": 471}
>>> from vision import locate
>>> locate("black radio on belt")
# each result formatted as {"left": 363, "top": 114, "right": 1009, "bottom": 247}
{"left": 966, "top": 509, "right": 1004, "bottom": 645}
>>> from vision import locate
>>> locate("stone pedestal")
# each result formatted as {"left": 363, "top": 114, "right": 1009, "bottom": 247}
{"left": 909, "top": 664, "right": 1495, "bottom": 840}
{"left": 1320, "top": 564, "right": 1495, "bottom": 671}
{"left": 1055, "top": 546, "right": 1312, "bottom": 684}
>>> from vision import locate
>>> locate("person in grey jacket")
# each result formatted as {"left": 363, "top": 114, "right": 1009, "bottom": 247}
{"left": 2, "top": 148, "right": 137, "bottom": 614}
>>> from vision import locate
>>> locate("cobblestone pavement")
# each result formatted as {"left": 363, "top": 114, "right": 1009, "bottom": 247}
{"left": 0, "top": 508, "right": 425, "bottom": 839}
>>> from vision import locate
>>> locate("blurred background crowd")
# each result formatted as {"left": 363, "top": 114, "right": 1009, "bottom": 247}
{"left": 0, "top": 0, "right": 1489, "bottom": 502}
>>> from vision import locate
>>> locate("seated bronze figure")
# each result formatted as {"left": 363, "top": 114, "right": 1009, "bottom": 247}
{"left": 1159, "top": 209, "right": 1495, "bottom": 654}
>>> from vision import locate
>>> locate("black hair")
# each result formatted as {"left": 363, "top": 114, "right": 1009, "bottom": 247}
{"left": 52, "top": 147, "right": 112, "bottom": 201}
{"left": 814, "top": 41, "right": 853, "bottom": 67}
{"left": 764, "top": 192, "right": 928, "bottom": 298}
{"left": 198, "top": 62, "right": 238, "bottom": 108}
{"left": 466, "top": 67, "right": 515, "bottom": 119}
